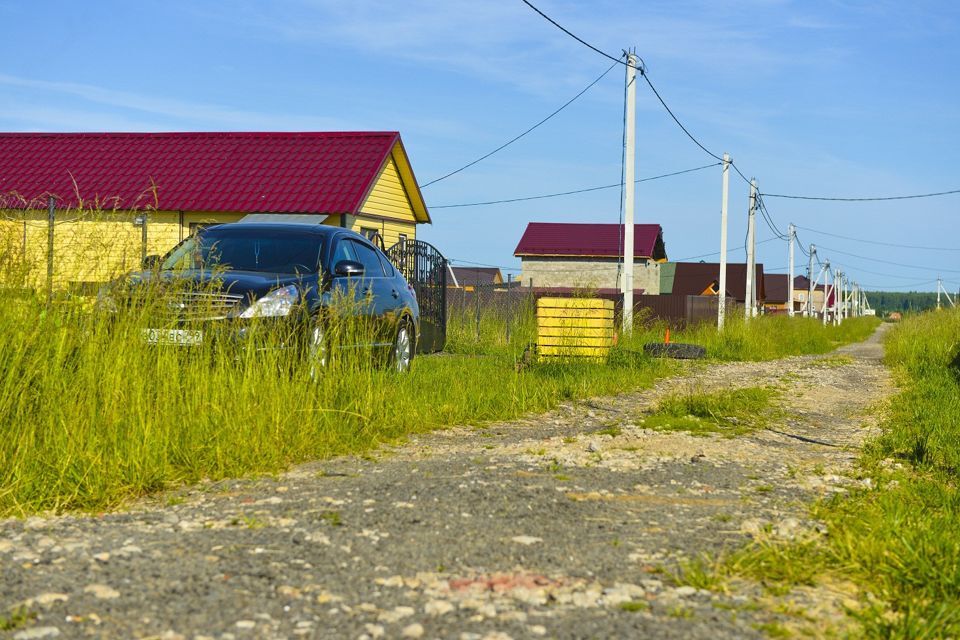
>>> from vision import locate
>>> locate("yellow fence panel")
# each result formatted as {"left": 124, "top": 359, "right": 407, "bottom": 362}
{"left": 536, "top": 297, "right": 615, "bottom": 362}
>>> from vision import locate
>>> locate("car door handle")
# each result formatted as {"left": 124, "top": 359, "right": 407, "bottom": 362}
{"left": 391, "top": 289, "right": 399, "bottom": 299}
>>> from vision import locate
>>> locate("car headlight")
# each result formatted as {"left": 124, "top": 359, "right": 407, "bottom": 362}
{"left": 238, "top": 285, "right": 299, "bottom": 318}
{"left": 95, "top": 285, "right": 118, "bottom": 313}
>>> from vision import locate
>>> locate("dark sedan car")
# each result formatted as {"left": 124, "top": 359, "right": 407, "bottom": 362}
{"left": 99, "top": 223, "right": 420, "bottom": 372}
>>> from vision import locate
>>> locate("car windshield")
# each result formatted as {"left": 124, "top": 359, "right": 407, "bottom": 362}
{"left": 161, "top": 228, "right": 326, "bottom": 274}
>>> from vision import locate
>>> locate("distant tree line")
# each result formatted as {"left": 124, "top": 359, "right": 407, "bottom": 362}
{"left": 866, "top": 291, "right": 953, "bottom": 315}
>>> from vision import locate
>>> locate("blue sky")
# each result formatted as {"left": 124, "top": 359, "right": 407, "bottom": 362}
{"left": 1, "top": 0, "right": 958, "bottom": 292}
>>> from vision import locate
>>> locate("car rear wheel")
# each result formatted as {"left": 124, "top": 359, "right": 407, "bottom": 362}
{"left": 391, "top": 321, "right": 414, "bottom": 373}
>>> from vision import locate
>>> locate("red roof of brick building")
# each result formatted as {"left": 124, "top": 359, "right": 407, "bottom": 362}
{"left": 513, "top": 222, "right": 666, "bottom": 259}
{"left": 0, "top": 132, "right": 429, "bottom": 220}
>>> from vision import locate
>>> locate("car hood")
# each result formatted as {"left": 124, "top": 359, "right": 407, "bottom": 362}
{"left": 127, "top": 269, "right": 315, "bottom": 301}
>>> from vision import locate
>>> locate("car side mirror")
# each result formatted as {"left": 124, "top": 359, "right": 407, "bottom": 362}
{"left": 334, "top": 260, "right": 365, "bottom": 278}
{"left": 142, "top": 254, "right": 162, "bottom": 270}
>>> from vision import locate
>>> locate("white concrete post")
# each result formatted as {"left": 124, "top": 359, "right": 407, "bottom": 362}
{"left": 621, "top": 52, "right": 638, "bottom": 334}
{"left": 787, "top": 223, "right": 795, "bottom": 317}
{"left": 718, "top": 153, "right": 730, "bottom": 329}
{"left": 745, "top": 178, "right": 757, "bottom": 320}
{"left": 806, "top": 245, "right": 816, "bottom": 317}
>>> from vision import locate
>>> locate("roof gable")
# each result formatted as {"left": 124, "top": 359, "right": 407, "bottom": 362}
{"left": 669, "top": 262, "right": 766, "bottom": 302}
{"left": 450, "top": 266, "right": 502, "bottom": 287}
{"left": 514, "top": 222, "right": 666, "bottom": 259}
{"left": 0, "top": 132, "right": 430, "bottom": 220}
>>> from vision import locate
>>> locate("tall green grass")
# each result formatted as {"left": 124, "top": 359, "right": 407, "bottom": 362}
{"left": 0, "top": 288, "right": 880, "bottom": 517}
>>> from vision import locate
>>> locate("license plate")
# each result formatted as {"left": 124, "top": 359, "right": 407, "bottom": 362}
{"left": 143, "top": 328, "right": 203, "bottom": 346}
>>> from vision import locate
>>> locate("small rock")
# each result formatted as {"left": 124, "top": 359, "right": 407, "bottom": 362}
{"left": 424, "top": 600, "right": 454, "bottom": 616}
{"left": 33, "top": 592, "right": 69, "bottom": 606}
{"left": 115, "top": 545, "right": 142, "bottom": 557}
{"left": 674, "top": 586, "right": 697, "bottom": 597}
{"left": 35, "top": 536, "right": 56, "bottom": 550}
{"left": 586, "top": 441, "right": 601, "bottom": 453}
{"left": 83, "top": 584, "right": 120, "bottom": 600}
{"left": 13, "top": 627, "right": 61, "bottom": 639}
{"left": 234, "top": 620, "right": 256, "bottom": 630}
{"left": 401, "top": 623, "right": 424, "bottom": 638}
{"left": 0, "top": 540, "right": 14, "bottom": 553}
{"left": 528, "top": 626, "right": 547, "bottom": 637}
{"left": 510, "top": 535, "right": 542, "bottom": 546}
{"left": 363, "top": 624, "right": 385, "bottom": 638}
{"left": 378, "top": 606, "right": 415, "bottom": 623}
{"left": 92, "top": 552, "right": 111, "bottom": 563}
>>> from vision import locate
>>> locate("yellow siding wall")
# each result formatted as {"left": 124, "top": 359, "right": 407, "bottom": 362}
{"left": 0, "top": 209, "right": 246, "bottom": 290}
{"left": 360, "top": 156, "right": 417, "bottom": 223}
{"left": 0, "top": 201, "right": 418, "bottom": 291}
{"left": 349, "top": 216, "right": 416, "bottom": 249}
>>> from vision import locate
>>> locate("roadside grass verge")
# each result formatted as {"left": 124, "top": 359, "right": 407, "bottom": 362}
{"left": 0, "top": 293, "right": 676, "bottom": 516}
{"left": 0, "top": 289, "right": 879, "bottom": 517}
{"left": 641, "top": 386, "right": 780, "bottom": 437}
{"left": 665, "top": 314, "right": 879, "bottom": 361}
{"left": 689, "top": 309, "right": 960, "bottom": 637}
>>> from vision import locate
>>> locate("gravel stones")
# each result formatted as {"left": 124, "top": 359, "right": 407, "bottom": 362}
{"left": 0, "top": 327, "right": 891, "bottom": 639}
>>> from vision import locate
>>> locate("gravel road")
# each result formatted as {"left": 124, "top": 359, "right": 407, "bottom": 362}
{"left": 1, "top": 325, "right": 892, "bottom": 639}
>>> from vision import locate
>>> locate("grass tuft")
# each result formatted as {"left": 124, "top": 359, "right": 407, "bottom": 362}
{"left": 644, "top": 386, "right": 780, "bottom": 437}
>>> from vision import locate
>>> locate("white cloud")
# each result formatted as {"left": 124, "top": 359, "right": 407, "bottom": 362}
{"left": 0, "top": 73, "right": 347, "bottom": 130}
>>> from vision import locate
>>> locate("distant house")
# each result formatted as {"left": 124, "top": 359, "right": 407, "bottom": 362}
{"left": 448, "top": 266, "right": 503, "bottom": 291}
{"left": 793, "top": 275, "right": 831, "bottom": 314}
{"left": 763, "top": 274, "right": 789, "bottom": 313}
{"left": 513, "top": 222, "right": 667, "bottom": 294}
{"left": 661, "top": 262, "right": 766, "bottom": 306}
{"left": 0, "top": 131, "right": 431, "bottom": 288}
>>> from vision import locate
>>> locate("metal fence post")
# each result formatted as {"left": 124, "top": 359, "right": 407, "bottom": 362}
{"left": 141, "top": 212, "right": 148, "bottom": 264}
{"left": 46, "top": 196, "right": 55, "bottom": 303}
{"left": 475, "top": 271, "right": 481, "bottom": 342}
{"left": 506, "top": 273, "right": 512, "bottom": 345}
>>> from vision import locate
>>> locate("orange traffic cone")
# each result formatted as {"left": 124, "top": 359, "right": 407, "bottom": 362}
{"left": 664, "top": 328, "right": 671, "bottom": 344}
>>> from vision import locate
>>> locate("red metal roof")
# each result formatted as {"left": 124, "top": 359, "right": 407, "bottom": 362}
{"left": 514, "top": 222, "right": 666, "bottom": 259}
{"left": 0, "top": 132, "right": 408, "bottom": 214}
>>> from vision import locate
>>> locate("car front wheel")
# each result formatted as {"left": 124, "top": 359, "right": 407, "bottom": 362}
{"left": 391, "top": 321, "right": 414, "bottom": 373}
{"left": 308, "top": 324, "right": 328, "bottom": 378}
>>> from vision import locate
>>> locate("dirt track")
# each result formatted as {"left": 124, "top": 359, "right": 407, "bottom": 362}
{"left": 0, "top": 325, "right": 892, "bottom": 639}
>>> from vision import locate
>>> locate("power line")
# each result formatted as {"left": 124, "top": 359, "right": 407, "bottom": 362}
{"left": 430, "top": 163, "right": 719, "bottom": 209}
{"left": 519, "top": 0, "right": 642, "bottom": 69}
{"left": 421, "top": 59, "right": 620, "bottom": 188}
{"left": 761, "top": 188, "right": 960, "bottom": 202}
{"left": 519, "top": 0, "right": 742, "bottom": 175}
{"left": 519, "top": 1, "right": 960, "bottom": 205}
{"left": 674, "top": 236, "right": 779, "bottom": 262}
{"left": 796, "top": 225, "right": 960, "bottom": 252}
{"left": 816, "top": 243, "right": 960, "bottom": 274}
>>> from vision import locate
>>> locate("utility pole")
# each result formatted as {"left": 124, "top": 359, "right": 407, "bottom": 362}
{"left": 745, "top": 178, "right": 757, "bottom": 320}
{"left": 717, "top": 153, "right": 730, "bottom": 329}
{"left": 822, "top": 268, "right": 833, "bottom": 326}
{"left": 787, "top": 223, "right": 795, "bottom": 317}
{"left": 806, "top": 245, "right": 816, "bottom": 317}
{"left": 621, "top": 51, "right": 638, "bottom": 334}
{"left": 938, "top": 276, "right": 942, "bottom": 310}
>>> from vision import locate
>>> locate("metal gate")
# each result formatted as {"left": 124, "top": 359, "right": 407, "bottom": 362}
{"left": 386, "top": 239, "right": 447, "bottom": 353}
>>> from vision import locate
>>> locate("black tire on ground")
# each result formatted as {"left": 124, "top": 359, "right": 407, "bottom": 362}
{"left": 643, "top": 343, "right": 707, "bottom": 359}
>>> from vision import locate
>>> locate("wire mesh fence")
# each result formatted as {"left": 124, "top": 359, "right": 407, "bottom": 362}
{"left": 0, "top": 192, "right": 177, "bottom": 298}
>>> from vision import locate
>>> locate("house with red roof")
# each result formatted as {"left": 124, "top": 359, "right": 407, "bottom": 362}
{"left": 0, "top": 131, "right": 430, "bottom": 287}
{"left": 513, "top": 222, "right": 667, "bottom": 294}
